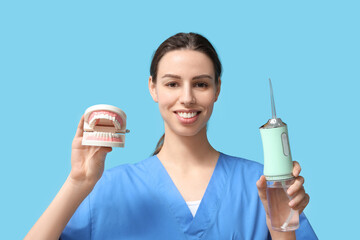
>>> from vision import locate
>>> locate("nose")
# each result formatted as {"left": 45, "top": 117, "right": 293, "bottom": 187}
{"left": 179, "top": 84, "right": 196, "bottom": 106}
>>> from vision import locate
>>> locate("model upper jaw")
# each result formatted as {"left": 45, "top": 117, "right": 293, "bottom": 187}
{"left": 88, "top": 110, "right": 123, "bottom": 130}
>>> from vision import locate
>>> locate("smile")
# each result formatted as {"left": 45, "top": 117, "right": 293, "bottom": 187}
{"left": 174, "top": 111, "right": 201, "bottom": 124}
{"left": 176, "top": 111, "right": 200, "bottom": 119}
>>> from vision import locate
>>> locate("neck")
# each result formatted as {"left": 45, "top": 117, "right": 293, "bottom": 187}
{"left": 157, "top": 125, "right": 219, "bottom": 170}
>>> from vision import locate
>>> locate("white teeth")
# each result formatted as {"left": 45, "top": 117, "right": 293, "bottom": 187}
{"left": 177, "top": 112, "right": 198, "bottom": 118}
{"left": 87, "top": 132, "right": 122, "bottom": 139}
{"left": 113, "top": 120, "right": 121, "bottom": 130}
{"left": 89, "top": 113, "right": 122, "bottom": 129}
{"left": 89, "top": 118, "right": 97, "bottom": 128}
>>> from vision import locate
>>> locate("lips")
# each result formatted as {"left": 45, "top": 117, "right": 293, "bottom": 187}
{"left": 174, "top": 110, "right": 201, "bottom": 124}
{"left": 176, "top": 111, "right": 199, "bottom": 118}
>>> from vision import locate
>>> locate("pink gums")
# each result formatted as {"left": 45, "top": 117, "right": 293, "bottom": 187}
{"left": 85, "top": 135, "right": 123, "bottom": 142}
{"left": 89, "top": 110, "right": 124, "bottom": 127}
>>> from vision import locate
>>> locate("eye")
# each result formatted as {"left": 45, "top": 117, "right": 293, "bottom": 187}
{"left": 194, "top": 82, "right": 208, "bottom": 88}
{"left": 165, "top": 82, "right": 179, "bottom": 88}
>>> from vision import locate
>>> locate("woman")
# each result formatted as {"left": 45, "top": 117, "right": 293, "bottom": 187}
{"left": 25, "top": 33, "right": 317, "bottom": 239}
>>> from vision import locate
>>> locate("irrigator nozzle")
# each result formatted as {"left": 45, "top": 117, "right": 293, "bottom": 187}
{"left": 269, "top": 78, "right": 277, "bottom": 119}
{"left": 260, "top": 78, "right": 286, "bottom": 129}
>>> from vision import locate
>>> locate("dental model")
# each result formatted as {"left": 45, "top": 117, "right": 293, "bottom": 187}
{"left": 82, "top": 104, "right": 129, "bottom": 148}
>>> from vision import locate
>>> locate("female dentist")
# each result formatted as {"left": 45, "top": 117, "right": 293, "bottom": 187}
{"left": 25, "top": 32, "right": 317, "bottom": 240}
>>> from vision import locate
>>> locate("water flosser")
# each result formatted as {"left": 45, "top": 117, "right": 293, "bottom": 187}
{"left": 259, "top": 79, "right": 300, "bottom": 232}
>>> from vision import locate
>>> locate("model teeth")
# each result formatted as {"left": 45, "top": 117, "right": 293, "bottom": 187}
{"left": 177, "top": 112, "right": 198, "bottom": 118}
{"left": 87, "top": 132, "right": 121, "bottom": 138}
{"left": 89, "top": 113, "right": 121, "bottom": 129}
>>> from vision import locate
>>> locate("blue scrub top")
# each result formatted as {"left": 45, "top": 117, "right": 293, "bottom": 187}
{"left": 61, "top": 153, "right": 317, "bottom": 240}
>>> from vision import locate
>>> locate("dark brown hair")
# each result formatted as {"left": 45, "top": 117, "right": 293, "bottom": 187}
{"left": 151, "top": 32, "right": 222, "bottom": 155}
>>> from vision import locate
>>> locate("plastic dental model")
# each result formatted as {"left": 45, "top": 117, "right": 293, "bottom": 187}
{"left": 82, "top": 104, "right": 129, "bottom": 148}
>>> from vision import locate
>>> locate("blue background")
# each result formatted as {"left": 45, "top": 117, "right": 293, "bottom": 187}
{"left": 1, "top": 0, "right": 359, "bottom": 239}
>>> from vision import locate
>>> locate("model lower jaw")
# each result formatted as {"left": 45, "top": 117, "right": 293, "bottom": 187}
{"left": 84, "top": 132, "right": 123, "bottom": 142}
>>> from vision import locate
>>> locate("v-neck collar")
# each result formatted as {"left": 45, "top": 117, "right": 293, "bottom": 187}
{"left": 146, "top": 152, "right": 230, "bottom": 239}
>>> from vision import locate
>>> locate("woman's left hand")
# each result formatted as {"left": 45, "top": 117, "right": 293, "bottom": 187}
{"left": 285, "top": 161, "right": 310, "bottom": 213}
{"left": 256, "top": 161, "right": 310, "bottom": 234}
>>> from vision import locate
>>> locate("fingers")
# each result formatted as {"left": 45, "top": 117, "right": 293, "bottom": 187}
{"left": 75, "top": 115, "right": 85, "bottom": 138}
{"left": 95, "top": 146, "right": 113, "bottom": 159}
{"left": 289, "top": 192, "right": 310, "bottom": 213}
{"left": 286, "top": 173, "right": 309, "bottom": 214}
{"left": 102, "top": 147, "right": 112, "bottom": 153}
{"left": 289, "top": 161, "right": 308, "bottom": 210}
{"left": 298, "top": 194, "right": 310, "bottom": 213}
{"left": 292, "top": 161, "right": 301, "bottom": 177}
{"left": 91, "top": 146, "right": 112, "bottom": 156}
{"left": 88, "top": 146, "right": 112, "bottom": 165}
{"left": 287, "top": 176, "right": 304, "bottom": 196}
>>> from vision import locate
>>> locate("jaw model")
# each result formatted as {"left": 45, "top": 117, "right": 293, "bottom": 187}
{"left": 82, "top": 104, "right": 129, "bottom": 148}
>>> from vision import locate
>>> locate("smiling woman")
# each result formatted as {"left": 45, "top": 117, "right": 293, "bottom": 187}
{"left": 25, "top": 33, "right": 317, "bottom": 240}
{"left": 149, "top": 49, "right": 221, "bottom": 149}
{"left": 149, "top": 33, "right": 221, "bottom": 155}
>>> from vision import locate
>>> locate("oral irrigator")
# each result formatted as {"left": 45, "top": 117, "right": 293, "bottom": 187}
{"left": 259, "top": 79, "right": 300, "bottom": 232}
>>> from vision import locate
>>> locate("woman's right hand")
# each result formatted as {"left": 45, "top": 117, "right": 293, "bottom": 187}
{"left": 69, "top": 115, "right": 112, "bottom": 190}
{"left": 25, "top": 115, "right": 113, "bottom": 240}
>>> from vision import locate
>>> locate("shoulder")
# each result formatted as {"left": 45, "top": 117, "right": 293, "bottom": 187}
{"left": 88, "top": 156, "right": 156, "bottom": 206}
{"left": 97, "top": 155, "right": 155, "bottom": 185}
{"left": 219, "top": 152, "right": 264, "bottom": 184}
{"left": 220, "top": 152, "right": 263, "bottom": 172}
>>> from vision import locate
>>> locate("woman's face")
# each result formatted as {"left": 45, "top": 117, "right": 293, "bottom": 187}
{"left": 149, "top": 49, "right": 221, "bottom": 137}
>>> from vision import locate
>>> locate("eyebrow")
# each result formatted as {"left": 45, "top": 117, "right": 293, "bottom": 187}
{"left": 161, "top": 74, "right": 181, "bottom": 79}
{"left": 193, "top": 74, "right": 213, "bottom": 80}
{"left": 161, "top": 74, "right": 213, "bottom": 80}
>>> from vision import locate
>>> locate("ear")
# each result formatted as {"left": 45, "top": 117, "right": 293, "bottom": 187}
{"left": 149, "top": 76, "right": 158, "bottom": 102}
{"left": 214, "top": 77, "right": 221, "bottom": 102}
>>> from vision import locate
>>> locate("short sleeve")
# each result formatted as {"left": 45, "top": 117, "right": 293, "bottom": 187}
{"left": 60, "top": 195, "right": 91, "bottom": 240}
{"left": 295, "top": 212, "right": 318, "bottom": 239}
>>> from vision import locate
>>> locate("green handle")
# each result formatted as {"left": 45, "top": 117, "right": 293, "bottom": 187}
{"left": 260, "top": 126, "right": 293, "bottom": 181}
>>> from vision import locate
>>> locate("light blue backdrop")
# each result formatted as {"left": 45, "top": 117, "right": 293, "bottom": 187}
{"left": 1, "top": 0, "right": 358, "bottom": 239}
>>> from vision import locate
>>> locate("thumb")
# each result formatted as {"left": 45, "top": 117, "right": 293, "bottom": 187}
{"left": 256, "top": 175, "right": 267, "bottom": 200}
{"left": 256, "top": 175, "right": 269, "bottom": 213}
